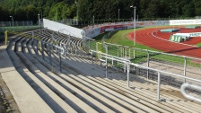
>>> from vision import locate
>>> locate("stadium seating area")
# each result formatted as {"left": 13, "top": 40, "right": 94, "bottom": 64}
{"left": 0, "top": 29, "right": 201, "bottom": 112}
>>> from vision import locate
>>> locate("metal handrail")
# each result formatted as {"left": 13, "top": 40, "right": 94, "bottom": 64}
{"left": 90, "top": 50, "right": 131, "bottom": 63}
{"left": 90, "top": 49, "right": 201, "bottom": 102}
{"left": 181, "top": 83, "right": 201, "bottom": 103}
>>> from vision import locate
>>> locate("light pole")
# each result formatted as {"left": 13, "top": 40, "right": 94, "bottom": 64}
{"left": 93, "top": 15, "right": 95, "bottom": 25}
{"left": 118, "top": 9, "right": 120, "bottom": 21}
{"left": 38, "top": 14, "right": 40, "bottom": 27}
{"left": 130, "top": 5, "right": 136, "bottom": 47}
{"left": 9, "top": 16, "right": 14, "bottom": 26}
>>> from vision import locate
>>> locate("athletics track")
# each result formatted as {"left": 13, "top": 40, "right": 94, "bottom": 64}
{"left": 127, "top": 27, "right": 201, "bottom": 58}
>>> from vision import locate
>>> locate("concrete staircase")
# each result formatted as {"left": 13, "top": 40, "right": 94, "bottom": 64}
{"left": 0, "top": 29, "right": 201, "bottom": 112}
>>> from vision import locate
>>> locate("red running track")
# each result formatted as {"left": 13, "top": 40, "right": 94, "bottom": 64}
{"left": 127, "top": 27, "right": 201, "bottom": 58}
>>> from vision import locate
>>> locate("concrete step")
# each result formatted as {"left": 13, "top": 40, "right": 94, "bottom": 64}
{"left": 7, "top": 42, "right": 77, "bottom": 113}
{"left": 26, "top": 50, "right": 115, "bottom": 112}
{"left": 89, "top": 76, "right": 192, "bottom": 112}
{"left": 0, "top": 46, "right": 54, "bottom": 113}
{"left": 21, "top": 52, "right": 98, "bottom": 113}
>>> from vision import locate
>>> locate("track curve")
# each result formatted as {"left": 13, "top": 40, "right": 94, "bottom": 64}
{"left": 127, "top": 27, "right": 201, "bottom": 58}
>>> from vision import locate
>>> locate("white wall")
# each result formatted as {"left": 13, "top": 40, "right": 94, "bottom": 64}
{"left": 170, "top": 19, "right": 201, "bottom": 25}
{"left": 43, "top": 18, "right": 201, "bottom": 39}
{"left": 43, "top": 19, "right": 83, "bottom": 38}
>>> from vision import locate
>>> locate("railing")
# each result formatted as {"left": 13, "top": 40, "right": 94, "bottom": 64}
{"left": 5, "top": 29, "right": 201, "bottom": 103}
{"left": 89, "top": 49, "right": 201, "bottom": 103}
{"left": 181, "top": 83, "right": 201, "bottom": 103}
{"left": 87, "top": 41, "right": 201, "bottom": 85}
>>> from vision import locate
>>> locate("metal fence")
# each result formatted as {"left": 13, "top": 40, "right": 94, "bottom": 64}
{"left": 0, "top": 21, "right": 33, "bottom": 27}
{"left": 84, "top": 40, "right": 201, "bottom": 86}
{"left": 58, "top": 19, "right": 78, "bottom": 25}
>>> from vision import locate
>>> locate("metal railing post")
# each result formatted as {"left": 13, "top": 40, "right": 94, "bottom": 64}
{"left": 49, "top": 44, "right": 52, "bottom": 66}
{"left": 36, "top": 40, "right": 39, "bottom": 55}
{"left": 157, "top": 72, "right": 161, "bottom": 101}
{"left": 147, "top": 50, "right": 150, "bottom": 79}
{"left": 42, "top": 41, "right": 44, "bottom": 60}
{"left": 31, "top": 31, "right": 34, "bottom": 42}
{"left": 105, "top": 44, "right": 108, "bottom": 78}
{"left": 184, "top": 57, "right": 187, "bottom": 83}
{"left": 59, "top": 48, "right": 62, "bottom": 72}
{"left": 127, "top": 63, "right": 130, "bottom": 87}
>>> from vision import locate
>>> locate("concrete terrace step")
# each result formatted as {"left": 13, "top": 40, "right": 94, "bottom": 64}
{"left": 47, "top": 54, "right": 162, "bottom": 112}
{"left": 89, "top": 76, "right": 199, "bottom": 112}
{"left": 7, "top": 40, "right": 77, "bottom": 113}
{"left": 4, "top": 29, "right": 201, "bottom": 112}
{"left": 22, "top": 37, "right": 105, "bottom": 112}
{"left": 19, "top": 52, "right": 98, "bottom": 113}
{"left": 25, "top": 48, "right": 116, "bottom": 112}
{"left": 0, "top": 45, "right": 54, "bottom": 113}
{"left": 57, "top": 53, "right": 201, "bottom": 112}
{"left": 87, "top": 76, "right": 182, "bottom": 112}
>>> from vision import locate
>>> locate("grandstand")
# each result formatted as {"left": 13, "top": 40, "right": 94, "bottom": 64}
{"left": 0, "top": 27, "right": 201, "bottom": 112}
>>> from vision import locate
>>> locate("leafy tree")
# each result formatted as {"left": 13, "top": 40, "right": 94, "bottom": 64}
{"left": 1, "top": 0, "right": 201, "bottom": 23}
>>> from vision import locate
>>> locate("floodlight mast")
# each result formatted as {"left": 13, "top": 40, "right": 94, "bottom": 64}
{"left": 38, "top": 14, "right": 40, "bottom": 27}
{"left": 9, "top": 16, "right": 14, "bottom": 26}
{"left": 118, "top": 9, "right": 120, "bottom": 21}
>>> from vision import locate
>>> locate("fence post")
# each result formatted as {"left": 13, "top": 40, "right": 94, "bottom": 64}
{"left": 147, "top": 49, "right": 150, "bottom": 79}
{"left": 125, "top": 47, "right": 127, "bottom": 58}
{"left": 157, "top": 72, "right": 161, "bottom": 101}
{"left": 122, "top": 46, "right": 124, "bottom": 58}
{"left": 133, "top": 47, "right": 136, "bottom": 58}
{"left": 105, "top": 44, "right": 108, "bottom": 78}
{"left": 96, "top": 42, "right": 99, "bottom": 62}
{"left": 184, "top": 57, "right": 187, "bottom": 83}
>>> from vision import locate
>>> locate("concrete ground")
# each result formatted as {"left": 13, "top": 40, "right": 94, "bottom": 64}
{"left": 0, "top": 46, "right": 20, "bottom": 113}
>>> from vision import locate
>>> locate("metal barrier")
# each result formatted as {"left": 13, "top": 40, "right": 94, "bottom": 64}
{"left": 91, "top": 42, "right": 201, "bottom": 85}
{"left": 90, "top": 49, "right": 201, "bottom": 102}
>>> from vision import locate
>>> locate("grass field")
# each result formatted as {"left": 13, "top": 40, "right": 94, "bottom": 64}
{"left": 196, "top": 43, "right": 201, "bottom": 47}
{"left": 92, "top": 28, "right": 200, "bottom": 68}
{"left": 94, "top": 28, "right": 159, "bottom": 51}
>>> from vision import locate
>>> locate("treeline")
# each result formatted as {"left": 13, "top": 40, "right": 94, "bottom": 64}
{"left": 0, "top": 0, "right": 76, "bottom": 23}
{"left": 0, "top": 0, "right": 201, "bottom": 23}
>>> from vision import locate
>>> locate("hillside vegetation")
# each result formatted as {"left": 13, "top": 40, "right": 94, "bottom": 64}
{"left": 0, "top": 0, "right": 201, "bottom": 23}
